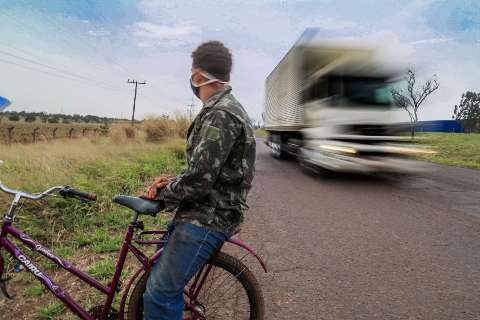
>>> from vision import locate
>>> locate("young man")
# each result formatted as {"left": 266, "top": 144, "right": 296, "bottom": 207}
{"left": 142, "top": 41, "right": 256, "bottom": 320}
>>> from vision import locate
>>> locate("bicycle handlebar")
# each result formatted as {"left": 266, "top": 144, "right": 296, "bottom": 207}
{"left": 0, "top": 182, "right": 96, "bottom": 201}
{"left": 59, "top": 187, "right": 97, "bottom": 201}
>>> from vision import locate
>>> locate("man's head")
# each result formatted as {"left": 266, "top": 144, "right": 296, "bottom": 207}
{"left": 190, "top": 41, "right": 232, "bottom": 102}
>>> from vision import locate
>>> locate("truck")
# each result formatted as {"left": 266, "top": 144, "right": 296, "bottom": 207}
{"left": 263, "top": 31, "right": 430, "bottom": 174}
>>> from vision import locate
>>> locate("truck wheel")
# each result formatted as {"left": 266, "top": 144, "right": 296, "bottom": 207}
{"left": 298, "top": 149, "right": 334, "bottom": 178}
{"left": 269, "top": 135, "right": 285, "bottom": 159}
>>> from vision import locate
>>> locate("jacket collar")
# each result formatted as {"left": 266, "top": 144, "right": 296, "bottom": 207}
{"left": 203, "top": 86, "right": 232, "bottom": 109}
{"left": 186, "top": 86, "right": 232, "bottom": 138}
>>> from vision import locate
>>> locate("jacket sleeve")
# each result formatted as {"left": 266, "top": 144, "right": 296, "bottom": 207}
{"left": 160, "top": 110, "right": 242, "bottom": 210}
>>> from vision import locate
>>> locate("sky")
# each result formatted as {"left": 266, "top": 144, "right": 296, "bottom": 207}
{"left": 0, "top": 0, "right": 479, "bottom": 121}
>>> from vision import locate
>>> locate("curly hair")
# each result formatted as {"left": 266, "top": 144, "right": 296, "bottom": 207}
{"left": 191, "top": 41, "right": 232, "bottom": 82}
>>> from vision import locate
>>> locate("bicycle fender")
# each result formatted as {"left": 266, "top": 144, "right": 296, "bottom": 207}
{"left": 227, "top": 238, "right": 267, "bottom": 273}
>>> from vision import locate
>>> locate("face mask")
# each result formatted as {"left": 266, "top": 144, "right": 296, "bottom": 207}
{"left": 190, "top": 76, "right": 201, "bottom": 98}
{"left": 190, "top": 71, "right": 230, "bottom": 99}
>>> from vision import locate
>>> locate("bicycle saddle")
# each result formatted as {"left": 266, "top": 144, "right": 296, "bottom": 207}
{"left": 112, "top": 195, "right": 165, "bottom": 215}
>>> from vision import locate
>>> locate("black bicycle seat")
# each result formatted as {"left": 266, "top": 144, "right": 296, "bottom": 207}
{"left": 112, "top": 195, "right": 165, "bottom": 215}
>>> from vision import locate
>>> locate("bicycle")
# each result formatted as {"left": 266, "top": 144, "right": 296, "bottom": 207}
{"left": 0, "top": 181, "right": 266, "bottom": 319}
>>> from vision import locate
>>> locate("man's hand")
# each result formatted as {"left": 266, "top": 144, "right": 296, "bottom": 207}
{"left": 141, "top": 175, "right": 172, "bottom": 200}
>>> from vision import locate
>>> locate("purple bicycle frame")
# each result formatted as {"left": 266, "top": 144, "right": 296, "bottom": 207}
{"left": 0, "top": 218, "right": 267, "bottom": 320}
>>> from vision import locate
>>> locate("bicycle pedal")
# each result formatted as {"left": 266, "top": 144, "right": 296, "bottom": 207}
{"left": 0, "top": 277, "right": 14, "bottom": 299}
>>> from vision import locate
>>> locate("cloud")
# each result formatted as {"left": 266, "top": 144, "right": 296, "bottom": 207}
{"left": 409, "top": 38, "right": 452, "bottom": 45}
{"left": 87, "top": 29, "right": 111, "bottom": 37}
{"left": 133, "top": 22, "right": 200, "bottom": 41}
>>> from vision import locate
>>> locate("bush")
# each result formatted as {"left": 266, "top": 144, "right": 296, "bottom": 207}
{"left": 8, "top": 114, "right": 20, "bottom": 121}
{"left": 25, "top": 115, "right": 36, "bottom": 122}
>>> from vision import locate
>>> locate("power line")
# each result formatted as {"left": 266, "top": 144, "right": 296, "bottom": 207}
{"left": 0, "top": 56, "right": 123, "bottom": 93}
{"left": 1, "top": 3, "right": 134, "bottom": 81}
{"left": 0, "top": 49, "right": 123, "bottom": 91}
{"left": 0, "top": 9, "right": 112, "bottom": 75}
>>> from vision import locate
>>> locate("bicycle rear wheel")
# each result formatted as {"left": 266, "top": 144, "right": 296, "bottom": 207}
{"left": 127, "top": 252, "right": 264, "bottom": 320}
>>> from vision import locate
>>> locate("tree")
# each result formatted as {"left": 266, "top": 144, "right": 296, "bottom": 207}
{"left": 391, "top": 69, "right": 439, "bottom": 138}
{"left": 453, "top": 91, "right": 480, "bottom": 133}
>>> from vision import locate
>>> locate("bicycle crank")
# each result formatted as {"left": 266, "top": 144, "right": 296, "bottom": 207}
{"left": 88, "top": 305, "right": 119, "bottom": 319}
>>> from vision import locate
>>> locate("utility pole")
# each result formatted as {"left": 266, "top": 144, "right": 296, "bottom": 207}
{"left": 127, "top": 79, "right": 146, "bottom": 125}
{"left": 187, "top": 97, "right": 195, "bottom": 121}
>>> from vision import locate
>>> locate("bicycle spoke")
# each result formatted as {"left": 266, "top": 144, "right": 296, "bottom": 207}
{"left": 190, "top": 263, "right": 251, "bottom": 320}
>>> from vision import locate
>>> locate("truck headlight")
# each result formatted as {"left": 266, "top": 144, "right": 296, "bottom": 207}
{"left": 384, "top": 146, "right": 437, "bottom": 155}
{"left": 320, "top": 145, "right": 358, "bottom": 155}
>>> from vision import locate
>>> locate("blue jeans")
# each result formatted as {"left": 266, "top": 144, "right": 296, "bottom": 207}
{"left": 143, "top": 221, "right": 229, "bottom": 320}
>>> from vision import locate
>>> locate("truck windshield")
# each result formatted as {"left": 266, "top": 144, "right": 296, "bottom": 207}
{"left": 333, "top": 76, "right": 393, "bottom": 106}
{"left": 302, "top": 76, "right": 393, "bottom": 106}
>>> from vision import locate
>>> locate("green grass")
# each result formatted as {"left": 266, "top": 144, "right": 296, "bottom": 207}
{"left": 255, "top": 128, "right": 267, "bottom": 137}
{"left": 0, "top": 138, "right": 185, "bottom": 250}
{"left": 416, "top": 133, "right": 480, "bottom": 169}
{"left": 0, "top": 135, "right": 187, "bottom": 318}
{"left": 38, "top": 302, "right": 65, "bottom": 319}
{"left": 88, "top": 257, "right": 117, "bottom": 281}
{"left": 25, "top": 282, "right": 45, "bottom": 297}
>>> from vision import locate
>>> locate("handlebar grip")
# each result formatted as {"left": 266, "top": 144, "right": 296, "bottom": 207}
{"left": 60, "top": 187, "right": 97, "bottom": 201}
{"left": 70, "top": 188, "right": 97, "bottom": 201}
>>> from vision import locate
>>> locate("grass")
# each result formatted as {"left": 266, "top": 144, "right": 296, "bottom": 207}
{"left": 0, "top": 120, "right": 103, "bottom": 143}
{"left": 255, "top": 128, "right": 267, "bottom": 137}
{"left": 25, "top": 282, "right": 45, "bottom": 297}
{"left": 0, "top": 136, "right": 186, "bottom": 318}
{"left": 38, "top": 302, "right": 65, "bottom": 319}
{"left": 88, "top": 257, "right": 117, "bottom": 281}
{"left": 416, "top": 133, "right": 480, "bottom": 170}
{"left": 0, "top": 138, "right": 185, "bottom": 246}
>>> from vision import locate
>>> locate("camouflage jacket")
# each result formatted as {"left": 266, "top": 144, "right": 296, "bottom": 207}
{"left": 160, "top": 87, "right": 256, "bottom": 234}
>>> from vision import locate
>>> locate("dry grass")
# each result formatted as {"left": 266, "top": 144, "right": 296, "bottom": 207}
{"left": 1, "top": 138, "right": 156, "bottom": 191}
{"left": 0, "top": 115, "right": 191, "bottom": 145}
{"left": 0, "top": 121, "right": 104, "bottom": 144}
{"left": 141, "top": 113, "right": 190, "bottom": 142}
{"left": 109, "top": 123, "right": 146, "bottom": 144}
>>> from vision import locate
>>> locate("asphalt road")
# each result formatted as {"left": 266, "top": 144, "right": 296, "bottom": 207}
{"left": 237, "top": 139, "right": 480, "bottom": 320}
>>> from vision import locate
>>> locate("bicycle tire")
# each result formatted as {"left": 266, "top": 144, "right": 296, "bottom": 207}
{"left": 126, "top": 252, "right": 265, "bottom": 320}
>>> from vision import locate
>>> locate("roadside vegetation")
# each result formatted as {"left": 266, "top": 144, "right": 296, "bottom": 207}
{"left": 416, "top": 133, "right": 480, "bottom": 170}
{"left": 0, "top": 119, "right": 187, "bottom": 318}
{"left": 255, "top": 128, "right": 267, "bottom": 137}
{"left": 0, "top": 113, "right": 190, "bottom": 144}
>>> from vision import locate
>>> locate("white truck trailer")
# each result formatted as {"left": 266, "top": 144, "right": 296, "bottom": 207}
{"left": 263, "top": 33, "right": 429, "bottom": 174}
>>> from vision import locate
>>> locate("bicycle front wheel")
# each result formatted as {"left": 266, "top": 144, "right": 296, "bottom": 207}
{"left": 127, "top": 252, "right": 265, "bottom": 320}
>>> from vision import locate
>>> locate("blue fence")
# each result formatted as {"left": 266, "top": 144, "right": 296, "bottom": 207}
{"left": 415, "top": 120, "right": 464, "bottom": 133}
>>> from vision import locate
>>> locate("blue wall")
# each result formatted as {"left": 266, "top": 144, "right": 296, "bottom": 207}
{"left": 415, "top": 120, "right": 464, "bottom": 133}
